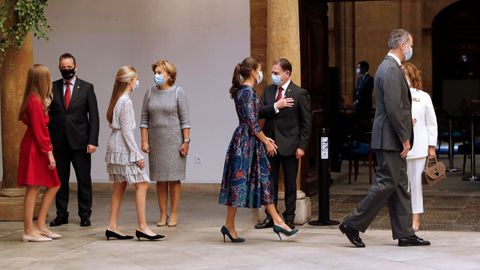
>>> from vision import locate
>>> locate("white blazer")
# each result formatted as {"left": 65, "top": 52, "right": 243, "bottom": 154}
{"left": 407, "top": 88, "right": 438, "bottom": 159}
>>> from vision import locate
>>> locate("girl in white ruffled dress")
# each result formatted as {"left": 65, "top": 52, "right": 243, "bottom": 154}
{"left": 104, "top": 66, "right": 163, "bottom": 241}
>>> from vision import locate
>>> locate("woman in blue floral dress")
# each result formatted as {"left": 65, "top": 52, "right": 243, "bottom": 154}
{"left": 219, "top": 57, "right": 299, "bottom": 242}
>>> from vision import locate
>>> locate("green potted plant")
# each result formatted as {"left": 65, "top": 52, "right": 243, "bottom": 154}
{"left": 0, "top": 0, "right": 49, "bottom": 66}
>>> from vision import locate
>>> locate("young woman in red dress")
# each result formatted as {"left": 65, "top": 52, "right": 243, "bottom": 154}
{"left": 18, "top": 64, "right": 61, "bottom": 242}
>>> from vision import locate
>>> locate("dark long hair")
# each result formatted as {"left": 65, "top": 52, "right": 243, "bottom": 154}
{"left": 229, "top": 57, "right": 260, "bottom": 98}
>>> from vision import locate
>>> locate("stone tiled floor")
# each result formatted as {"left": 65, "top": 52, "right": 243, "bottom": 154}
{"left": 1, "top": 189, "right": 480, "bottom": 270}
{"left": 0, "top": 157, "right": 479, "bottom": 269}
{"left": 321, "top": 156, "right": 480, "bottom": 232}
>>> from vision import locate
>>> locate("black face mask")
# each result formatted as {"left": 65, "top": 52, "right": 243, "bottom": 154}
{"left": 60, "top": 68, "right": 75, "bottom": 80}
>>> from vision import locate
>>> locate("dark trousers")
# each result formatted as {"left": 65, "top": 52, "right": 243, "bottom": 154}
{"left": 267, "top": 154, "right": 299, "bottom": 222}
{"left": 54, "top": 139, "right": 92, "bottom": 218}
{"left": 343, "top": 150, "right": 414, "bottom": 239}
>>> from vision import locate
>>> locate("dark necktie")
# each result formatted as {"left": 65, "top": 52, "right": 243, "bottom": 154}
{"left": 64, "top": 81, "right": 71, "bottom": 109}
{"left": 275, "top": 86, "right": 283, "bottom": 102}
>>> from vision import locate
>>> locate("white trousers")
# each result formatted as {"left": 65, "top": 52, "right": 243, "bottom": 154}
{"left": 407, "top": 157, "right": 425, "bottom": 214}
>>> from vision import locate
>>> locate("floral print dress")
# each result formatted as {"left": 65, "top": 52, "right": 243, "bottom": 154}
{"left": 219, "top": 85, "right": 274, "bottom": 208}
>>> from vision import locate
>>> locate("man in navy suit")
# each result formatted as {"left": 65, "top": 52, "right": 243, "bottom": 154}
{"left": 49, "top": 53, "right": 99, "bottom": 227}
{"left": 353, "top": 60, "right": 373, "bottom": 118}
{"left": 255, "top": 58, "right": 312, "bottom": 229}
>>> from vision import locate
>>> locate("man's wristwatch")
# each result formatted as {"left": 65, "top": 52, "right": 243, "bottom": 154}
{"left": 183, "top": 138, "right": 191, "bottom": 144}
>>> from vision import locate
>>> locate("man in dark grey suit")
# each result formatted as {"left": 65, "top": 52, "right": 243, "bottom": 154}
{"left": 255, "top": 58, "right": 312, "bottom": 229}
{"left": 339, "top": 29, "right": 431, "bottom": 247}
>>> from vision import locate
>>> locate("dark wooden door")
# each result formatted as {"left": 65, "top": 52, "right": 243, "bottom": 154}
{"left": 299, "top": 0, "right": 329, "bottom": 196}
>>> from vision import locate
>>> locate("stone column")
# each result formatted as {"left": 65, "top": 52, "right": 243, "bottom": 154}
{"left": 0, "top": 27, "right": 34, "bottom": 219}
{"left": 266, "top": 0, "right": 301, "bottom": 86}
{"left": 259, "top": 0, "right": 310, "bottom": 224}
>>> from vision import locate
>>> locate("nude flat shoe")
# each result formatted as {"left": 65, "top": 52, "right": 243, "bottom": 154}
{"left": 40, "top": 231, "right": 62, "bottom": 239}
{"left": 22, "top": 234, "right": 52, "bottom": 243}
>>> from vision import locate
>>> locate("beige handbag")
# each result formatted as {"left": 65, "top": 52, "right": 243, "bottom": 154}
{"left": 422, "top": 157, "right": 446, "bottom": 186}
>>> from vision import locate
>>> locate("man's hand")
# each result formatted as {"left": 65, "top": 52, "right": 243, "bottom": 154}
{"left": 400, "top": 140, "right": 411, "bottom": 158}
{"left": 275, "top": 97, "right": 294, "bottom": 109}
{"left": 295, "top": 148, "right": 305, "bottom": 159}
{"left": 87, "top": 144, "right": 97, "bottom": 154}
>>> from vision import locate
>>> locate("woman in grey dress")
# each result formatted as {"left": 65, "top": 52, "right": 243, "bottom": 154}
{"left": 105, "top": 66, "right": 163, "bottom": 241}
{"left": 141, "top": 60, "right": 191, "bottom": 227}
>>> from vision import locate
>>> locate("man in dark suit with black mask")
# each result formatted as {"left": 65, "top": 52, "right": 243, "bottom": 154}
{"left": 255, "top": 58, "right": 312, "bottom": 229}
{"left": 49, "top": 53, "right": 99, "bottom": 227}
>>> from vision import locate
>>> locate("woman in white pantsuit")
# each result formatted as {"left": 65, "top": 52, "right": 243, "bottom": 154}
{"left": 403, "top": 62, "right": 438, "bottom": 231}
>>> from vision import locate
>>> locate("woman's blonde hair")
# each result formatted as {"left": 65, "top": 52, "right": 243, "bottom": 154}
{"left": 403, "top": 62, "right": 423, "bottom": 90}
{"left": 18, "top": 64, "right": 52, "bottom": 120}
{"left": 106, "top": 66, "right": 136, "bottom": 123}
{"left": 151, "top": 60, "right": 176, "bottom": 86}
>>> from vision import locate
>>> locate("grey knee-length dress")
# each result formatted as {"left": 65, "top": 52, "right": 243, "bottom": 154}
{"left": 140, "top": 85, "right": 190, "bottom": 181}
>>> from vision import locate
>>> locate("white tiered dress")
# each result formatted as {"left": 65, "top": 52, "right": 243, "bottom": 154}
{"left": 105, "top": 93, "right": 150, "bottom": 184}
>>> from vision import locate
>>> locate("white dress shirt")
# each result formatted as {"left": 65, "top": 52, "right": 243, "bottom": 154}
{"left": 63, "top": 76, "right": 77, "bottom": 96}
{"left": 273, "top": 79, "right": 291, "bottom": 113}
{"left": 387, "top": 53, "right": 402, "bottom": 66}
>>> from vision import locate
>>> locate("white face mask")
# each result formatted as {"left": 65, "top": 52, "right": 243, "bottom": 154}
{"left": 256, "top": 70, "right": 263, "bottom": 84}
{"left": 356, "top": 68, "right": 361, "bottom": 75}
{"left": 132, "top": 79, "right": 139, "bottom": 91}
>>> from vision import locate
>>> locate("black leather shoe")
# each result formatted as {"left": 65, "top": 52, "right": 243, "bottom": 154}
{"left": 286, "top": 220, "right": 296, "bottom": 229}
{"left": 49, "top": 216, "right": 68, "bottom": 227}
{"left": 221, "top": 226, "right": 245, "bottom": 243}
{"left": 255, "top": 217, "right": 274, "bottom": 229}
{"left": 273, "top": 225, "right": 299, "bottom": 240}
{"left": 398, "top": 235, "right": 431, "bottom": 247}
{"left": 80, "top": 217, "right": 91, "bottom": 227}
{"left": 105, "top": 230, "right": 134, "bottom": 240}
{"left": 339, "top": 223, "right": 365, "bottom": 248}
{"left": 135, "top": 230, "right": 165, "bottom": 241}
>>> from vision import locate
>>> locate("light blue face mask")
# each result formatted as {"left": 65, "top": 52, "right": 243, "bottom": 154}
{"left": 154, "top": 74, "right": 165, "bottom": 85}
{"left": 272, "top": 74, "right": 282, "bottom": 86}
{"left": 404, "top": 46, "right": 413, "bottom": 61}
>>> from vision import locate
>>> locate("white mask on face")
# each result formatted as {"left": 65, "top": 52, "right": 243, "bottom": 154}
{"left": 132, "top": 79, "right": 139, "bottom": 91}
{"left": 356, "top": 68, "right": 361, "bottom": 75}
{"left": 256, "top": 70, "right": 263, "bottom": 84}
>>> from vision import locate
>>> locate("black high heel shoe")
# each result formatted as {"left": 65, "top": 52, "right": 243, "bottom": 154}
{"left": 105, "top": 230, "right": 134, "bottom": 240}
{"left": 220, "top": 226, "right": 245, "bottom": 243}
{"left": 273, "top": 225, "right": 299, "bottom": 240}
{"left": 135, "top": 230, "right": 165, "bottom": 241}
